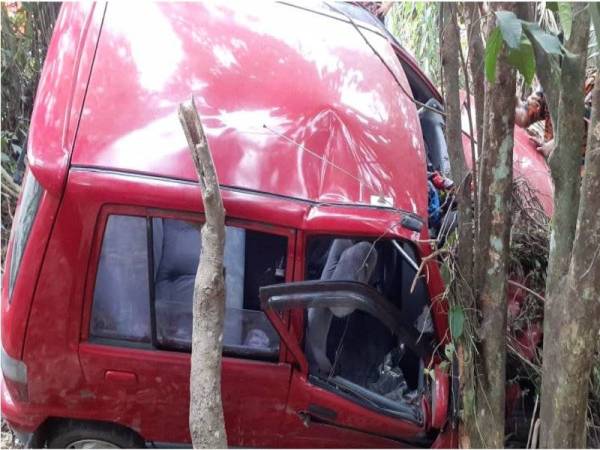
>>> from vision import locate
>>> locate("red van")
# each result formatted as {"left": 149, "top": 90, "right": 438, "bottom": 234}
{"left": 1, "top": 2, "right": 552, "bottom": 448}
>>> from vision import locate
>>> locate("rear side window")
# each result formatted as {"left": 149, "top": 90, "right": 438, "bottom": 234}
{"left": 90, "top": 214, "right": 286, "bottom": 360}
{"left": 8, "top": 169, "right": 43, "bottom": 299}
{"left": 91, "top": 216, "right": 151, "bottom": 342}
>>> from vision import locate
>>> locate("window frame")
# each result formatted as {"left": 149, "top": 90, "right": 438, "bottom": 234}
{"left": 295, "top": 233, "right": 436, "bottom": 392}
{"left": 259, "top": 280, "right": 430, "bottom": 424}
{"left": 81, "top": 204, "right": 296, "bottom": 364}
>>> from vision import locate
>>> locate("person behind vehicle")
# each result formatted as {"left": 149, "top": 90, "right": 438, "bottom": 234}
{"left": 515, "top": 71, "right": 595, "bottom": 159}
{"left": 355, "top": 1, "right": 393, "bottom": 28}
{"left": 360, "top": 1, "right": 392, "bottom": 22}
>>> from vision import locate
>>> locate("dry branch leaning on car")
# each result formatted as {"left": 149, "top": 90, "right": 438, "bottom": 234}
{"left": 179, "top": 98, "right": 228, "bottom": 449}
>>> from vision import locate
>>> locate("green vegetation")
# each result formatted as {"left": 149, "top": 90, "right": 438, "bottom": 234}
{"left": 0, "top": 3, "right": 59, "bottom": 263}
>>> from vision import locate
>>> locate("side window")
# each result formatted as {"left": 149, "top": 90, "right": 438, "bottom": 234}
{"left": 90, "top": 214, "right": 286, "bottom": 360}
{"left": 8, "top": 168, "right": 43, "bottom": 299}
{"left": 303, "top": 236, "right": 432, "bottom": 397}
{"left": 91, "top": 216, "right": 151, "bottom": 343}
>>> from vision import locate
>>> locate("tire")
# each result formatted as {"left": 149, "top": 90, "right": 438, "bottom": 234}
{"left": 46, "top": 420, "right": 145, "bottom": 449}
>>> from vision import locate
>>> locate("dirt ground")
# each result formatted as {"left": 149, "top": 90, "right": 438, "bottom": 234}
{"left": 1, "top": 419, "right": 24, "bottom": 449}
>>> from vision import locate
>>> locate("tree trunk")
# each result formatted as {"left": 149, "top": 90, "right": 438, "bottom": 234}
{"left": 541, "top": 67, "right": 600, "bottom": 449}
{"left": 441, "top": 3, "right": 468, "bottom": 185}
{"left": 471, "top": 3, "right": 518, "bottom": 447}
{"left": 539, "top": 6, "right": 594, "bottom": 447}
{"left": 466, "top": 2, "right": 485, "bottom": 150}
{"left": 542, "top": 4, "right": 589, "bottom": 307}
{"left": 440, "top": 2, "right": 474, "bottom": 281}
{"left": 179, "top": 99, "right": 228, "bottom": 449}
{"left": 440, "top": 5, "right": 477, "bottom": 447}
{"left": 440, "top": 8, "right": 473, "bottom": 195}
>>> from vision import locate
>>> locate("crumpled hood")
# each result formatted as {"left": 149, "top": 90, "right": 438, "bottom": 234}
{"left": 72, "top": 1, "right": 428, "bottom": 218}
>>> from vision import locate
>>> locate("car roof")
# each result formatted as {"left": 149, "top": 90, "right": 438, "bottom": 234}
{"left": 69, "top": 2, "right": 428, "bottom": 219}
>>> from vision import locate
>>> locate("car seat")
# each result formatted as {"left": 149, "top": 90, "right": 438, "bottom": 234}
{"left": 305, "top": 239, "right": 378, "bottom": 376}
{"left": 153, "top": 218, "right": 247, "bottom": 349}
{"left": 419, "top": 98, "right": 451, "bottom": 177}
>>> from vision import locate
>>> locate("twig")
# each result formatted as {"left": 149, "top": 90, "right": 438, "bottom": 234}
{"left": 410, "top": 248, "right": 448, "bottom": 294}
{"left": 531, "top": 418, "right": 541, "bottom": 449}
{"left": 508, "top": 341, "right": 541, "bottom": 375}
{"left": 507, "top": 280, "right": 546, "bottom": 303}
{"left": 1, "top": 166, "right": 21, "bottom": 198}
{"left": 527, "top": 394, "right": 540, "bottom": 448}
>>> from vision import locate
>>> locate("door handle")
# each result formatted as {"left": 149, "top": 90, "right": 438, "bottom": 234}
{"left": 303, "top": 403, "right": 338, "bottom": 423}
{"left": 104, "top": 370, "right": 137, "bottom": 385}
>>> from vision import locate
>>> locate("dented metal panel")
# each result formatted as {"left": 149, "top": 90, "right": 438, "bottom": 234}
{"left": 71, "top": 1, "right": 429, "bottom": 219}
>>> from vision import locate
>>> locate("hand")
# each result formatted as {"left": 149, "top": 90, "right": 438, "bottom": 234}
{"left": 536, "top": 139, "right": 555, "bottom": 158}
{"left": 528, "top": 135, "right": 543, "bottom": 147}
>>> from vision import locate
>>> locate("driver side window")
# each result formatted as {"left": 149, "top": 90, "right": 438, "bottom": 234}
{"left": 303, "top": 236, "right": 433, "bottom": 411}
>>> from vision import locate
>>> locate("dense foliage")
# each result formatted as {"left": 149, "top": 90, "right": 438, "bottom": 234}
{"left": 388, "top": 2, "right": 441, "bottom": 86}
{"left": 0, "top": 2, "right": 59, "bottom": 264}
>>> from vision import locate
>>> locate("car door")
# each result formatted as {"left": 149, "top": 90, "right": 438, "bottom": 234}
{"left": 260, "top": 280, "right": 449, "bottom": 448}
{"left": 78, "top": 207, "right": 295, "bottom": 447}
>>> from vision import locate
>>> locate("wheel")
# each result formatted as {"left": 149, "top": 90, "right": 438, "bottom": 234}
{"left": 65, "top": 439, "right": 119, "bottom": 449}
{"left": 46, "top": 420, "right": 144, "bottom": 449}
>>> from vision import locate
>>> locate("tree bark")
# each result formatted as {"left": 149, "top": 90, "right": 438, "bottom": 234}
{"left": 539, "top": 6, "right": 594, "bottom": 447}
{"left": 541, "top": 4, "right": 589, "bottom": 306}
{"left": 441, "top": 3, "right": 468, "bottom": 186}
{"left": 466, "top": 2, "right": 485, "bottom": 151}
{"left": 472, "top": 3, "right": 518, "bottom": 447}
{"left": 440, "top": 5, "right": 478, "bottom": 448}
{"left": 440, "top": 3, "right": 474, "bottom": 282}
{"left": 542, "top": 68, "right": 600, "bottom": 449}
{"left": 179, "top": 98, "right": 228, "bottom": 449}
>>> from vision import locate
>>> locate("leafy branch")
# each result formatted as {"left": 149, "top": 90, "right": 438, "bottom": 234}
{"left": 485, "top": 7, "right": 572, "bottom": 85}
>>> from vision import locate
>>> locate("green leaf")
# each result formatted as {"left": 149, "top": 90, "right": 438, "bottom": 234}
{"left": 522, "top": 22, "right": 563, "bottom": 55}
{"left": 438, "top": 361, "right": 450, "bottom": 373}
{"left": 444, "top": 342, "right": 455, "bottom": 361}
{"left": 546, "top": 2, "right": 559, "bottom": 13}
{"left": 449, "top": 305, "right": 465, "bottom": 340}
{"left": 424, "top": 368, "right": 435, "bottom": 381}
{"left": 485, "top": 26, "right": 504, "bottom": 83}
{"left": 557, "top": 3, "right": 572, "bottom": 41}
{"left": 440, "top": 262, "right": 451, "bottom": 285}
{"left": 495, "top": 10, "right": 523, "bottom": 49}
{"left": 507, "top": 38, "right": 536, "bottom": 85}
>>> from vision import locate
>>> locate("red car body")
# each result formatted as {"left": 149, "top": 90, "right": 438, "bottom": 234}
{"left": 1, "top": 2, "right": 551, "bottom": 448}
